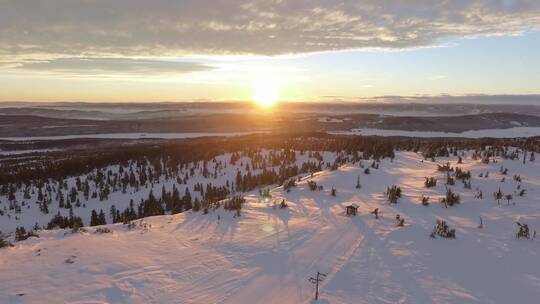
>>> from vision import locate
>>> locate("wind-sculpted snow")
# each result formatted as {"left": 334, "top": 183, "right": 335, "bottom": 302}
{"left": 1, "top": 151, "right": 540, "bottom": 303}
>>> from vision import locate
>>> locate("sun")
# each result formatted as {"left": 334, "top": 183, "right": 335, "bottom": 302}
{"left": 253, "top": 77, "right": 280, "bottom": 108}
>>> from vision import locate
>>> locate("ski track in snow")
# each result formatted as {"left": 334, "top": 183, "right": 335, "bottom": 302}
{"left": 1, "top": 151, "right": 540, "bottom": 303}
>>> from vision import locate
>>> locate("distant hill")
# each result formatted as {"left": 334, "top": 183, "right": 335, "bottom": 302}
{"left": 1, "top": 111, "right": 540, "bottom": 138}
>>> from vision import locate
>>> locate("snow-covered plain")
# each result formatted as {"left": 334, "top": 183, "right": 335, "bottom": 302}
{"left": 318, "top": 117, "right": 345, "bottom": 123}
{"left": 1, "top": 151, "right": 540, "bottom": 303}
{"left": 332, "top": 127, "right": 540, "bottom": 138}
{"left": 0, "top": 131, "right": 265, "bottom": 141}
{"left": 0, "top": 149, "right": 61, "bottom": 156}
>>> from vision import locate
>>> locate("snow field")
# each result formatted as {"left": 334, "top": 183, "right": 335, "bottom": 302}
{"left": 1, "top": 151, "right": 540, "bottom": 303}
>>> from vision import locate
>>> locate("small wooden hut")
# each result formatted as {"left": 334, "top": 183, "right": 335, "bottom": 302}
{"left": 345, "top": 204, "right": 359, "bottom": 216}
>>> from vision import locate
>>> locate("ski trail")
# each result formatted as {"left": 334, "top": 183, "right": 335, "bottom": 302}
{"left": 328, "top": 215, "right": 434, "bottom": 303}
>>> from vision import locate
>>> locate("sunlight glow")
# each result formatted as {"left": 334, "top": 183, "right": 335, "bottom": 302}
{"left": 253, "top": 76, "right": 280, "bottom": 108}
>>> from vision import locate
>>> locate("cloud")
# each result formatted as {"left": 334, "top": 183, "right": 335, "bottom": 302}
{"left": 15, "top": 57, "right": 214, "bottom": 76}
{"left": 429, "top": 75, "right": 447, "bottom": 81}
{"left": 1, "top": 0, "right": 539, "bottom": 59}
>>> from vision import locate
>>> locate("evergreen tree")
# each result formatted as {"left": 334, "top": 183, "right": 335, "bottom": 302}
{"left": 183, "top": 188, "right": 192, "bottom": 211}
{"left": 110, "top": 205, "right": 117, "bottom": 223}
{"left": 98, "top": 209, "right": 106, "bottom": 225}
{"left": 193, "top": 198, "right": 201, "bottom": 212}
{"left": 58, "top": 191, "right": 65, "bottom": 208}
{"left": 90, "top": 210, "right": 99, "bottom": 226}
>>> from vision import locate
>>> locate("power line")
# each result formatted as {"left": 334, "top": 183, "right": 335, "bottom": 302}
{"left": 308, "top": 271, "right": 327, "bottom": 301}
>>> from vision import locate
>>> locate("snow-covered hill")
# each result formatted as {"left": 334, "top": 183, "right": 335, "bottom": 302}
{"left": 1, "top": 151, "right": 540, "bottom": 303}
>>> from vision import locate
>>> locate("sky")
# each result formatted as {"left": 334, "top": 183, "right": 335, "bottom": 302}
{"left": 1, "top": 0, "right": 540, "bottom": 103}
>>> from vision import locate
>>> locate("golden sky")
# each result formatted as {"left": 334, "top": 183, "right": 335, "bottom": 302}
{"left": 1, "top": 0, "right": 540, "bottom": 103}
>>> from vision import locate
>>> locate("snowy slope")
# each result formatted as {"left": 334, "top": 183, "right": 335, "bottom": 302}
{"left": 1, "top": 152, "right": 540, "bottom": 303}
{"left": 0, "top": 150, "right": 338, "bottom": 233}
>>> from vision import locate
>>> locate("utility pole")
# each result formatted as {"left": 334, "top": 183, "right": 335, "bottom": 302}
{"left": 309, "top": 271, "right": 326, "bottom": 301}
